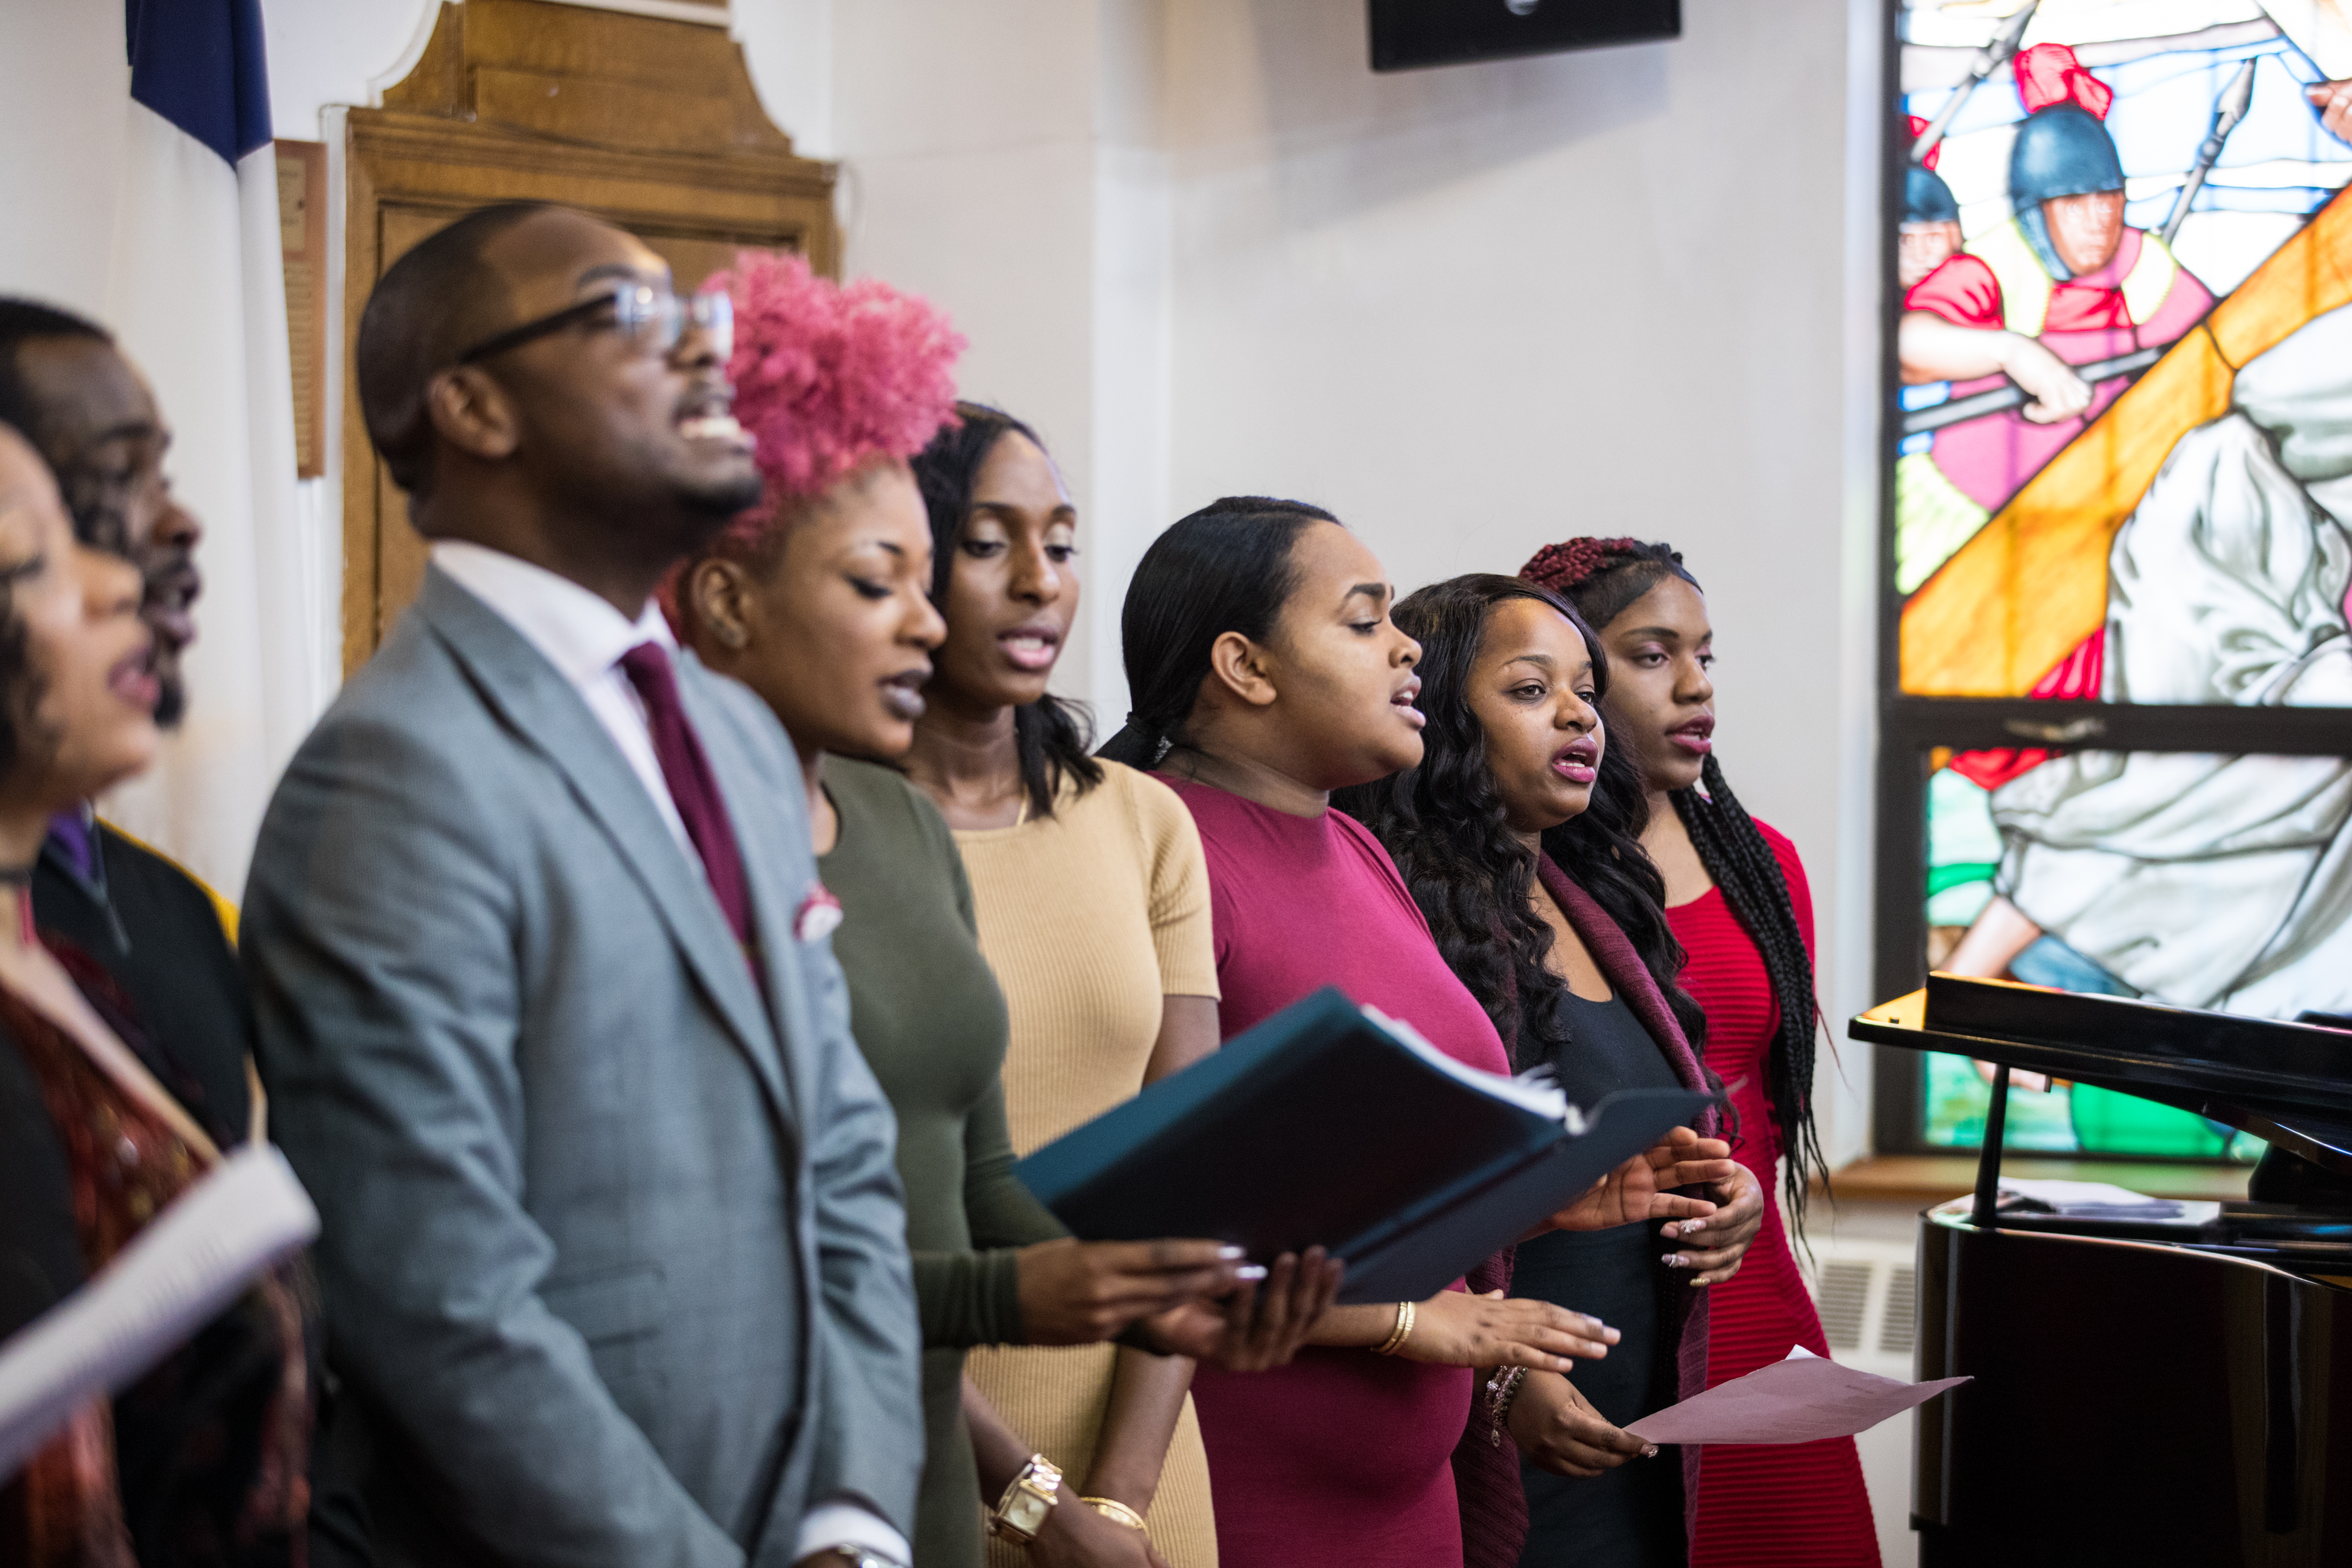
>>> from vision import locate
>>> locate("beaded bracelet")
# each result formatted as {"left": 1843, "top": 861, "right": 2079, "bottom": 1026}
{"left": 1484, "top": 1365, "right": 1529, "bottom": 1447}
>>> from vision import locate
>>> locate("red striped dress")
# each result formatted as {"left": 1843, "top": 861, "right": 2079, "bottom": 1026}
{"left": 1672, "top": 820, "right": 1880, "bottom": 1567}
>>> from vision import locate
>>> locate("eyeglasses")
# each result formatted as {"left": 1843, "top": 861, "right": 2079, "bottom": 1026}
{"left": 454, "top": 282, "right": 734, "bottom": 367}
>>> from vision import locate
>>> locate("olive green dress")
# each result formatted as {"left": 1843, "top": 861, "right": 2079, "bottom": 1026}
{"left": 818, "top": 758, "right": 1067, "bottom": 1567}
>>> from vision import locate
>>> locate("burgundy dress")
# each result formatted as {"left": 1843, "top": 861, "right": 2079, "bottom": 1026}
{"left": 1164, "top": 779, "right": 1512, "bottom": 1568}
{"left": 1674, "top": 821, "right": 1879, "bottom": 1568}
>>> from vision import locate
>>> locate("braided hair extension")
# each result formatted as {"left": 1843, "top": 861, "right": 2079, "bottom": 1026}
{"left": 1334, "top": 575, "right": 1705, "bottom": 1074}
{"left": 1522, "top": 537, "right": 1831, "bottom": 1228}
{"left": 1675, "top": 752, "right": 1828, "bottom": 1228}
{"left": 910, "top": 404, "right": 1103, "bottom": 818}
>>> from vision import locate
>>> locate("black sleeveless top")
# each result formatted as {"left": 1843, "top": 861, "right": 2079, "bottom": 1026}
{"left": 1510, "top": 988, "right": 1686, "bottom": 1568}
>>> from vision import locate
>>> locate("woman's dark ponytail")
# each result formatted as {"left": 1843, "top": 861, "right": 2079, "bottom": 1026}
{"left": 1093, "top": 718, "right": 1169, "bottom": 771}
{"left": 1674, "top": 752, "right": 1829, "bottom": 1229}
{"left": 1097, "top": 496, "right": 1338, "bottom": 769}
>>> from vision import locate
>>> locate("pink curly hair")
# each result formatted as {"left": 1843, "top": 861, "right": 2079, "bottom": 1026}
{"left": 662, "top": 252, "right": 964, "bottom": 634}
{"left": 715, "top": 249, "right": 966, "bottom": 504}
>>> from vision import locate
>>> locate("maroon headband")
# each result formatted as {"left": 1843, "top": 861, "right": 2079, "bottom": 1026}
{"left": 1518, "top": 536, "right": 1642, "bottom": 594}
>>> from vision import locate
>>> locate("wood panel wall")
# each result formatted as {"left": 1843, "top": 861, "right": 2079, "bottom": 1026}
{"left": 340, "top": 0, "right": 837, "bottom": 671}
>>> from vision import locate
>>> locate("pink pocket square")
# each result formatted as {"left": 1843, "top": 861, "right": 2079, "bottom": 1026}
{"left": 793, "top": 883, "right": 844, "bottom": 943}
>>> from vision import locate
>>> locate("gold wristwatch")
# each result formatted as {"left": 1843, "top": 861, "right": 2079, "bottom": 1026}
{"left": 987, "top": 1453, "right": 1063, "bottom": 1544}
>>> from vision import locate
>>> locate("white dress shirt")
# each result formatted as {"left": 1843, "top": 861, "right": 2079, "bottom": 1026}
{"left": 432, "top": 541, "right": 696, "bottom": 858}
{"left": 429, "top": 542, "right": 911, "bottom": 1568}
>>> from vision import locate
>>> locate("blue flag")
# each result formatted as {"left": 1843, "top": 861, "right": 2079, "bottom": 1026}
{"left": 126, "top": 0, "right": 272, "bottom": 166}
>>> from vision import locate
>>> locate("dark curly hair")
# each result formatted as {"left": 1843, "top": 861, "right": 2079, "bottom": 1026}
{"left": 1335, "top": 573, "right": 1706, "bottom": 1076}
{"left": 909, "top": 403, "right": 1102, "bottom": 818}
{"left": 1524, "top": 537, "right": 1829, "bottom": 1228}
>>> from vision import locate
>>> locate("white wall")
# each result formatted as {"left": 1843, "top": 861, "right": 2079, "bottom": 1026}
{"left": 821, "top": 0, "right": 1883, "bottom": 1163}
{"left": 0, "top": 1, "right": 131, "bottom": 316}
{"left": 826, "top": 0, "right": 1175, "bottom": 711}
{"left": 1165, "top": 0, "right": 1880, "bottom": 1161}
{"left": 1, "top": 1, "right": 1886, "bottom": 1163}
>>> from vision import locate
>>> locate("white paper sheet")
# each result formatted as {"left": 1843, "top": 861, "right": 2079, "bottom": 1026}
{"left": 1623, "top": 1346, "right": 1968, "bottom": 1446}
{"left": 1997, "top": 1177, "right": 2183, "bottom": 1216}
{"left": 0, "top": 1144, "right": 318, "bottom": 1478}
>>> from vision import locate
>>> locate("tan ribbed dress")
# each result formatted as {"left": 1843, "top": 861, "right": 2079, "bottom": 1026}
{"left": 957, "top": 760, "right": 1222, "bottom": 1568}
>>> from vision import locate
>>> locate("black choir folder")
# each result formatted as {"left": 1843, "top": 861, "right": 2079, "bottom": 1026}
{"left": 1012, "top": 987, "right": 1715, "bottom": 1305}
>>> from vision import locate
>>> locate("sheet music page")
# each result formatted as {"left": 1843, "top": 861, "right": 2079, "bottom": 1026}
{"left": 0, "top": 1144, "right": 318, "bottom": 1477}
{"left": 1624, "top": 1346, "right": 1969, "bottom": 1446}
{"left": 1360, "top": 1003, "right": 1569, "bottom": 1119}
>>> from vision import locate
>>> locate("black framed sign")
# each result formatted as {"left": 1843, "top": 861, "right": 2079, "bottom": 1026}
{"left": 1367, "top": 0, "right": 1678, "bottom": 73}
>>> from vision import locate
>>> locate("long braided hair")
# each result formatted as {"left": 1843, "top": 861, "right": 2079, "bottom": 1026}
{"left": 1333, "top": 575, "right": 1707, "bottom": 1073}
{"left": 1521, "top": 538, "right": 1830, "bottom": 1228}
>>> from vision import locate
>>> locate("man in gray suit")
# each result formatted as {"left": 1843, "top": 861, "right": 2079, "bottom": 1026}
{"left": 244, "top": 203, "right": 919, "bottom": 1568}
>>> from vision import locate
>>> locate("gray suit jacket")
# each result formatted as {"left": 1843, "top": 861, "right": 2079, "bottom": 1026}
{"left": 244, "top": 566, "right": 920, "bottom": 1567}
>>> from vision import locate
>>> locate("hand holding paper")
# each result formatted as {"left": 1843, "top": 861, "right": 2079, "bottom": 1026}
{"left": 0, "top": 1145, "right": 318, "bottom": 1479}
{"left": 1623, "top": 1346, "right": 1967, "bottom": 1446}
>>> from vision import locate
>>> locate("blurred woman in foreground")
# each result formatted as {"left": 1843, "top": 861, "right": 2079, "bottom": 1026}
{"left": 0, "top": 420, "right": 314, "bottom": 1567}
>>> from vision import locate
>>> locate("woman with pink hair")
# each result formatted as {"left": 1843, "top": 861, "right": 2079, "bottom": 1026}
{"left": 668, "top": 253, "right": 1335, "bottom": 1568}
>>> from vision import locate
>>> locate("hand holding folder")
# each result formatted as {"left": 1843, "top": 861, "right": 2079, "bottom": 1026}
{"left": 1126, "top": 1243, "right": 1346, "bottom": 1371}
{"left": 1013, "top": 988, "right": 1720, "bottom": 1306}
{"left": 1539, "top": 1124, "right": 1742, "bottom": 1234}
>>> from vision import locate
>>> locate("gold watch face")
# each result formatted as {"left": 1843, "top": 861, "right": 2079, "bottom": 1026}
{"left": 1002, "top": 1483, "right": 1056, "bottom": 1537}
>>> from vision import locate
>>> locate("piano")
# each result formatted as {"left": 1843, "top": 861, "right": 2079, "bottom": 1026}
{"left": 1851, "top": 974, "right": 2352, "bottom": 1566}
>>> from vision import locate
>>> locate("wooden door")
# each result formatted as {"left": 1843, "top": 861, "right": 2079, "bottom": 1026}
{"left": 341, "top": 0, "right": 837, "bottom": 671}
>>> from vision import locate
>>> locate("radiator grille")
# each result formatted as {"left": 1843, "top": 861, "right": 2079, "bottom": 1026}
{"left": 1815, "top": 1259, "right": 1874, "bottom": 1350}
{"left": 1799, "top": 1241, "right": 1919, "bottom": 1374}
{"left": 1880, "top": 1261, "right": 1918, "bottom": 1357}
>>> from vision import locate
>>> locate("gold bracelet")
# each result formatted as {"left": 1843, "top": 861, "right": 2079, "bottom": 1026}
{"left": 1372, "top": 1298, "right": 1416, "bottom": 1356}
{"left": 1082, "top": 1496, "right": 1148, "bottom": 1531}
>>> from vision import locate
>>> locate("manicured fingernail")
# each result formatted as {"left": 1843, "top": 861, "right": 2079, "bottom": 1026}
{"left": 1680, "top": 1219, "right": 1705, "bottom": 1234}
{"left": 1234, "top": 1264, "right": 1268, "bottom": 1280}
{"left": 1661, "top": 1253, "right": 1686, "bottom": 1268}
{"left": 1642, "top": 1445, "right": 1660, "bottom": 1459}
{"left": 1602, "top": 1326, "right": 1621, "bottom": 1343}
{"left": 1219, "top": 1246, "right": 1246, "bottom": 1259}
{"left": 1690, "top": 1277, "right": 1709, "bottom": 1288}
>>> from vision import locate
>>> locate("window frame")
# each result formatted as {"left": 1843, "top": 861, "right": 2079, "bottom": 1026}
{"left": 1867, "top": 1, "right": 2352, "bottom": 1155}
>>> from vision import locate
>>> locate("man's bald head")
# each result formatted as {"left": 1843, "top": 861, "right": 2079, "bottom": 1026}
{"left": 355, "top": 202, "right": 550, "bottom": 496}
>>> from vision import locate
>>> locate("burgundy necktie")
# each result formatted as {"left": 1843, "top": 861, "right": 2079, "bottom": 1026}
{"left": 619, "top": 642, "right": 754, "bottom": 951}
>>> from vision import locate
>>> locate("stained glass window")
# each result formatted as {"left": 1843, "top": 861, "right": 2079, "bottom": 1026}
{"left": 1881, "top": 2, "right": 2352, "bottom": 1159}
{"left": 1915, "top": 750, "right": 2302, "bottom": 1161}
{"left": 1895, "top": 0, "right": 2352, "bottom": 708}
